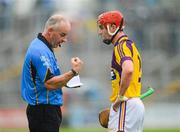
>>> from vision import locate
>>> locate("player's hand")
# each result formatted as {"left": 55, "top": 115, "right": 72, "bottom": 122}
{"left": 113, "top": 98, "right": 122, "bottom": 112}
{"left": 113, "top": 95, "right": 128, "bottom": 112}
{"left": 71, "top": 57, "right": 83, "bottom": 73}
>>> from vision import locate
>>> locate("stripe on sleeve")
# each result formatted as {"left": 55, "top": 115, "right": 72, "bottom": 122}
{"left": 120, "top": 57, "right": 133, "bottom": 66}
{"left": 44, "top": 68, "right": 54, "bottom": 82}
{"left": 126, "top": 40, "right": 133, "bottom": 56}
{"left": 120, "top": 41, "right": 125, "bottom": 57}
{"left": 117, "top": 44, "right": 123, "bottom": 59}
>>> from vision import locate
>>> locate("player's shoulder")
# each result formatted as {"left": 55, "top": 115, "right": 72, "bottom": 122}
{"left": 114, "top": 39, "right": 133, "bottom": 48}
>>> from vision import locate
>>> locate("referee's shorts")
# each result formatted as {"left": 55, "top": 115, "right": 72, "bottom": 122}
{"left": 26, "top": 104, "right": 62, "bottom": 132}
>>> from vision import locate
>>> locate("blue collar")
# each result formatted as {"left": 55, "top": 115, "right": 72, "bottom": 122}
{"left": 37, "top": 33, "right": 54, "bottom": 53}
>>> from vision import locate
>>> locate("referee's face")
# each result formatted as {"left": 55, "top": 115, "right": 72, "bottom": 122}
{"left": 50, "top": 21, "right": 71, "bottom": 48}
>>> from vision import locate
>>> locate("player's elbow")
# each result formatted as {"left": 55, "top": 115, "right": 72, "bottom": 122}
{"left": 128, "top": 66, "right": 134, "bottom": 74}
{"left": 123, "top": 65, "right": 134, "bottom": 77}
{"left": 126, "top": 68, "right": 133, "bottom": 76}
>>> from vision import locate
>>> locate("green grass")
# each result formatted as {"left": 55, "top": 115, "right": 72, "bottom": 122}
{"left": 62, "top": 128, "right": 105, "bottom": 132}
{"left": 143, "top": 129, "right": 180, "bottom": 132}
{"left": 0, "top": 128, "right": 180, "bottom": 132}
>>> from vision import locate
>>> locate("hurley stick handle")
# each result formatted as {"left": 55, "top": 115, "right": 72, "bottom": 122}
{"left": 140, "top": 87, "right": 154, "bottom": 100}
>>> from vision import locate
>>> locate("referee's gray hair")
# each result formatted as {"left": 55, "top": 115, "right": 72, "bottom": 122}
{"left": 44, "top": 14, "right": 68, "bottom": 31}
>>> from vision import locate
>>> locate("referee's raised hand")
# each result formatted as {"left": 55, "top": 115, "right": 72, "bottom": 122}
{"left": 71, "top": 57, "right": 83, "bottom": 74}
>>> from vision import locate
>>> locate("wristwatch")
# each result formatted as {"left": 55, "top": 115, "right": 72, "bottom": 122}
{"left": 71, "top": 69, "right": 78, "bottom": 76}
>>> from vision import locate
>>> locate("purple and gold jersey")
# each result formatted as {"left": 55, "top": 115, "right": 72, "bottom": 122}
{"left": 110, "top": 35, "right": 142, "bottom": 102}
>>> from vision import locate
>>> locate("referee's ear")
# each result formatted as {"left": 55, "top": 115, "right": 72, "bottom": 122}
{"left": 46, "top": 27, "right": 54, "bottom": 37}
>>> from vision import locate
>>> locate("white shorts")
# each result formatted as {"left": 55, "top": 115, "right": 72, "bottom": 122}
{"left": 108, "top": 98, "right": 145, "bottom": 132}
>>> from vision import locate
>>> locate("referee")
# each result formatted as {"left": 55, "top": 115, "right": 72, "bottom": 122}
{"left": 21, "top": 14, "right": 83, "bottom": 132}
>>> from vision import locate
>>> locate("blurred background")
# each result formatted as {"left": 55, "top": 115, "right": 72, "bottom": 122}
{"left": 0, "top": 0, "right": 180, "bottom": 131}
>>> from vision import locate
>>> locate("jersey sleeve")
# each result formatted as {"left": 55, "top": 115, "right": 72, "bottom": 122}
{"left": 117, "top": 41, "right": 133, "bottom": 65}
{"left": 31, "top": 51, "right": 54, "bottom": 82}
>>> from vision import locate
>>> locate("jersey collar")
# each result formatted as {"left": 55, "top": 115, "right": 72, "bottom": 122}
{"left": 37, "top": 33, "right": 54, "bottom": 53}
{"left": 114, "top": 35, "right": 128, "bottom": 47}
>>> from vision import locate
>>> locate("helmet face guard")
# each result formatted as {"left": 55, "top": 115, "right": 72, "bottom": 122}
{"left": 97, "top": 10, "right": 125, "bottom": 45}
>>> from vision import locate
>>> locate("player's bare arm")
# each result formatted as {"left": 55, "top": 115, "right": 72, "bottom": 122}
{"left": 45, "top": 57, "right": 83, "bottom": 90}
{"left": 119, "top": 60, "right": 134, "bottom": 96}
{"left": 113, "top": 60, "right": 133, "bottom": 111}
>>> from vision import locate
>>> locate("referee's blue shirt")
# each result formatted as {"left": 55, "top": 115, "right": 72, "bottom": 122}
{"left": 21, "top": 33, "right": 63, "bottom": 106}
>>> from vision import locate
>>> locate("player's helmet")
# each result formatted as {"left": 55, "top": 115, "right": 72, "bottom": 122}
{"left": 97, "top": 10, "right": 125, "bottom": 30}
{"left": 97, "top": 10, "right": 125, "bottom": 45}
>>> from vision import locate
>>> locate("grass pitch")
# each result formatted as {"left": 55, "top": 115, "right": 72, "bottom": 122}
{"left": 63, "top": 128, "right": 180, "bottom": 132}
{"left": 0, "top": 128, "right": 180, "bottom": 132}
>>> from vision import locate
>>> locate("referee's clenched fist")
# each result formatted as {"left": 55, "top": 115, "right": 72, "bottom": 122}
{"left": 71, "top": 57, "right": 83, "bottom": 74}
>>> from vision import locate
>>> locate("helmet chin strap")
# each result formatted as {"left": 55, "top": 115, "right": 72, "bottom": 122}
{"left": 103, "top": 24, "right": 120, "bottom": 45}
{"left": 107, "top": 24, "right": 119, "bottom": 36}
